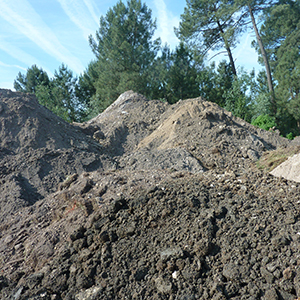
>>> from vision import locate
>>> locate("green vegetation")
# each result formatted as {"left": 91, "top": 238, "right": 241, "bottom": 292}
{"left": 12, "top": 0, "right": 300, "bottom": 138}
{"left": 251, "top": 114, "right": 276, "bottom": 131}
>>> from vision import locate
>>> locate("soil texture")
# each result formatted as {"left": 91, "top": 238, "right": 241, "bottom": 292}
{"left": 1, "top": 89, "right": 300, "bottom": 300}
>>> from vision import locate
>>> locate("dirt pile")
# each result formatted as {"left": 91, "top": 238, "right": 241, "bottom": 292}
{"left": 0, "top": 89, "right": 115, "bottom": 223}
{"left": 1, "top": 89, "right": 300, "bottom": 300}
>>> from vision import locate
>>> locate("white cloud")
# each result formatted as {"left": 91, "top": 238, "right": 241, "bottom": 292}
{"left": 153, "top": 0, "right": 180, "bottom": 49}
{"left": 56, "top": 0, "right": 99, "bottom": 40}
{"left": 0, "top": 60, "right": 27, "bottom": 71}
{"left": 0, "top": 0, "right": 85, "bottom": 74}
{"left": 0, "top": 38, "right": 39, "bottom": 68}
{"left": 83, "top": 0, "right": 100, "bottom": 24}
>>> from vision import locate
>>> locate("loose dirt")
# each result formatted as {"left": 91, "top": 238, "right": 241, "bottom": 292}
{"left": 0, "top": 89, "right": 300, "bottom": 300}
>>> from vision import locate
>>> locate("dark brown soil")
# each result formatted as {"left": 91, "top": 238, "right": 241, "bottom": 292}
{"left": 1, "top": 89, "right": 300, "bottom": 300}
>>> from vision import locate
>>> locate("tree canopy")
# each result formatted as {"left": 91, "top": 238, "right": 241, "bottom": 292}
{"left": 14, "top": 65, "right": 50, "bottom": 94}
{"left": 87, "top": 0, "right": 160, "bottom": 116}
{"left": 175, "top": 0, "right": 240, "bottom": 76}
{"left": 12, "top": 0, "right": 300, "bottom": 136}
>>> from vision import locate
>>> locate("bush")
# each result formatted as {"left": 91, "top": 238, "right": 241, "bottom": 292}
{"left": 251, "top": 114, "right": 276, "bottom": 131}
{"left": 286, "top": 132, "right": 294, "bottom": 140}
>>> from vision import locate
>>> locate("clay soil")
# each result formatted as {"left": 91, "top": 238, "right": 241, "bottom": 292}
{"left": 1, "top": 89, "right": 300, "bottom": 300}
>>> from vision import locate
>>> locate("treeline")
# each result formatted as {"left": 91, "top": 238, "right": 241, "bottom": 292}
{"left": 14, "top": 0, "right": 300, "bottom": 138}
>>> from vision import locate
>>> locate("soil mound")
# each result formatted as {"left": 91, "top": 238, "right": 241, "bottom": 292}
{"left": 0, "top": 89, "right": 114, "bottom": 223}
{"left": 77, "top": 90, "right": 168, "bottom": 156}
{"left": 1, "top": 89, "right": 300, "bottom": 300}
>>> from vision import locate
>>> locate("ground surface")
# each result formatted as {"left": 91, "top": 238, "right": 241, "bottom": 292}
{"left": 0, "top": 89, "right": 300, "bottom": 300}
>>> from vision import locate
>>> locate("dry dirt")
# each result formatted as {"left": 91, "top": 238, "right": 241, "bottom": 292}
{"left": 1, "top": 89, "right": 300, "bottom": 300}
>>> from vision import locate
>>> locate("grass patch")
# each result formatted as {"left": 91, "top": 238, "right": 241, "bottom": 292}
{"left": 257, "top": 145, "right": 300, "bottom": 172}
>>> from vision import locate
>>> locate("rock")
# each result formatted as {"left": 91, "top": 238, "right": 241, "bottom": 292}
{"left": 11, "top": 286, "right": 24, "bottom": 300}
{"left": 264, "top": 287, "right": 279, "bottom": 300}
{"left": 93, "top": 130, "right": 105, "bottom": 141}
{"left": 283, "top": 267, "right": 294, "bottom": 280}
{"left": 70, "top": 226, "right": 86, "bottom": 242}
{"left": 133, "top": 267, "right": 148, "bottom": 281}
{"left": 278, "top": 290, "right": 296, "bottom": 300}
{"left": 26, "top": 272, "right": 44, "bottom": 289}
{"left": 223, "top": 263, "right": 240, "bottom": 281}
{"left": 75, "top": 286, "right": 102, "bottom": 300}
{"left": 260, "top": 267, "right": 275, "bottom": 284}
{"left": 155, "top": 276, "right": 173, "bottom": 293}
{"left": 247, "top": 149, "right": 260, "bottom": 161}
{"left": 0, "top": 275, "right": 8, "bottom": 289}
{"left": 160, "top": 247, "right": 183, "bottom": 261}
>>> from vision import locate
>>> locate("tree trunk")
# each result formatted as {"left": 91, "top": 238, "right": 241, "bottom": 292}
{"left": 217, "top": 20, "right": 237, "bottom": 76}
{"left": 225, "top": 44, "right": 237, "bottom": 77}
{"left": 248, "top": 4, "right": 276, "bottom": 115}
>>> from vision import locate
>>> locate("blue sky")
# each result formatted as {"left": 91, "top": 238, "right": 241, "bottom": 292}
{"left": 0, "top": 0, "right": 262, "bottom": 90}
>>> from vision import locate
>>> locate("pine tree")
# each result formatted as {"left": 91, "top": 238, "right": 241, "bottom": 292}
{"left": 198, "top": 60, "right": 235, "bottom": 107}
{"left": 14, "top": 65, "right": 50, "bottom": 93}
{"left": 259, "top": 0, "right": 300, "bottom": 133}
{"left": 88, "top": 0, "right": 160, "bottom": 115}
{"left": 15, "top": 64, "right": 85, "bottom": 122}
{"left": 149, "top": 44, "right": 173, "bottom": 101}
{"left": 232, "top": 0, "right": 275, "bottom": 113}
{"left": 167, "top": 43, "right": 200, "bottom": 103}
{"left": 175, "top": 0, "right": 240, "bottom": 76}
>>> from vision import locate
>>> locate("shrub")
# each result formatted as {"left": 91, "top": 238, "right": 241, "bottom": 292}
{"left": 251, "top": 114, "right": 276, "bottom": 131}
{"left": 286, "top": 132, "right": 294, "bottom": 140}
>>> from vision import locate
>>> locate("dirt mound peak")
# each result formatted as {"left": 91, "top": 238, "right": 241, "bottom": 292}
{"left": 0, "top": 89, "right": 114, "bottom": 222}
{"left": 0, "top": 89, "right": 76, "bottom": 152}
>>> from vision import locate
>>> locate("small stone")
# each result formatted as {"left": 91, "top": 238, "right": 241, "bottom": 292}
{"left": 75, "top": 286, "right": 102, "bottom": 300}
{"left": 155, "top": 277, "right": 173, "bottom": 294}
{"left": 172, "top": 271, "right": 178, "bottom": 279}
{"left": 70, "top": 226, "right": 86, "bottom": 241}
{"left": 78, "top": 249, "right": 92, "bottom": 262}
{"left": 264, "top": 288, "right": 279, "bottom": 300}
{"left": 133, "top": 267, "right": 148, "bottom": 281}
{"left": 12, "top": 286, "right": 23, "bottom": 300}
{"left": 278, "top": 290, "right": 296, "bottom": 300}
{"left": 260, "top": 267, "right": 275, "bottom": 284}
{"left": 26, "top": 272, "right": 44, "bottom": 289}
{"left": 283, "top": 267, "right": 293, "bottom": 280}
{"left": 99, "top": 231, "right": 110, "bottom": 243}
{"left": 223, "top": 263, "right": 240, "bottom": 281}
{"left": 93, "top": 130, "right": 105, "bottom": 141}
{"left": 266, "top": 261, "right": 277, "bottom": 273}
{"left": 160, "top": 247, "right": 183, "bottom": 261}
{"left": 247, "top": 149, "right": 260, "bottom": 161}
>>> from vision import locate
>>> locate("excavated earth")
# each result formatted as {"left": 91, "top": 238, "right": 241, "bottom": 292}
{"left": 1, "top": 89, "right": 300, "bottom": 300}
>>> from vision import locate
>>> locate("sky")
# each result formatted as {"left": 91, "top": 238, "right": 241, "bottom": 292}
{"left": 0, "top": 0, "right": 262, "bottom": 90}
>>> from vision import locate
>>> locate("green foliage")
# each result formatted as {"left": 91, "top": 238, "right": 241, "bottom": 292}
{"left": 14, "top": 65, "right": 50, "bottom": 93}
{"left": 286, "top": 132, "right": 294, "bottom": 140}
{"left": 198, "top": 61, "right": 235, "bottom": 107}
{"left": 176, "top": 0, "right": 239, "bottom": 75}
{"left": 259, "top": 0, "right": 300, "bottom": 131}
{"left": 251, "top": 114, "right": 276, "bottom": 131}
{"left": 149, "top": 43, "right": 204, "bottom": 104}
{"left": 149, "top": 44, "right": 173, "bottom": 101}
{"left": 10, "top": 0, "right": 300, "bottom": 134}
{"left": 152, "top": 43, "right": 202, "bottom": 104}
{"left": 87, "top": 0, "right": 160, "bottom": 116}
{"left": 224, "top": 70, "right": 255, "bottom": 122}
{"left": 14, "top": 64, "right": 87, "bottom": 123}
